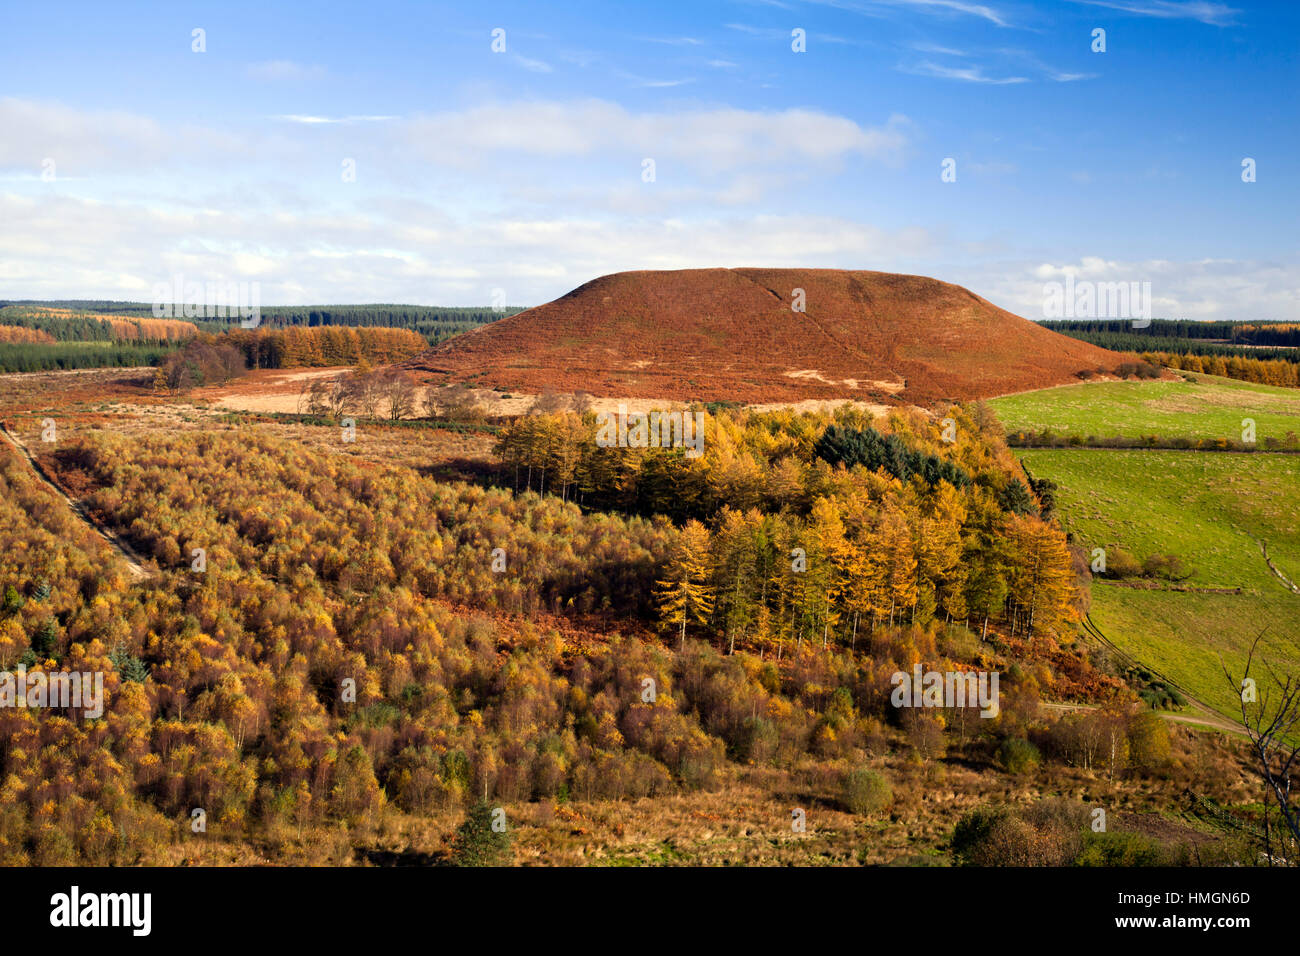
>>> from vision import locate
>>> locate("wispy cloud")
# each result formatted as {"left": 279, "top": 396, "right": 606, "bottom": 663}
{"left": 641, "top": 36, "right": 705, "bottom": 46}
{"left": 913, "top": 42, "right": 969, "bottom": 56}
{"left": 514, "top": 55, "right": 553, "bottom": 73}
{"left": 614, "top": 71, "right": 697, "bottom": 88}
{"left": 997, "top": 49, "right": 1097, "bottom": 82}
{"left": 272, "top": 114, "right": 398, "bottom": 125}
{"left": 1069, "top": 0, "right": 1240, "bottom": 25}
{"left": 246, "top": 60, "right": 325, "bottom": 81}
{"left": 905, "top": 60, "right": 1028, "bottom": 83}
{"left": 726, "top": 23, "right": 857, "bottom": 44}
{"left": 813, "top": 0, "right": 1012, "bottom": 28}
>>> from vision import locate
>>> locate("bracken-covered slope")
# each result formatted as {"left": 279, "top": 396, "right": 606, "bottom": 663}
{"left": 404, "top": 268, "right": 1123, "bottom": 404}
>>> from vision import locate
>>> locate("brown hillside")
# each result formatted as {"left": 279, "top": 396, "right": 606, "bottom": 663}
{"left": 404, "top": 268, "right": 1122, "bottom": 404}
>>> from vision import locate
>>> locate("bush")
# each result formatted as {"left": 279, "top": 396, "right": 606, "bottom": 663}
{"left": 1075, "top": 831, "right": 1165, "bottom": 866}
{"left": 1141, "top": 553, "right": 1187, "bottom": 581}
{"left": 953, "top": 802, "right": 1082, "bottom": 866}
{"left": 842, "top": 767, "right": 892, "bottom": 815}
{"left": 997, "top": 737, "right": 1041, "bottom": 774}
{"left": 1126, "top": 710, "right": 1172, "bottom": 770}
{"left": 1104, "top": 547, "right": 1143, "bottom": 578}
{"left": 740, "top": 716, "right": 780, "bottom": 764}
{"left": 450, "top": 801, "right": 512, "bottom": 866}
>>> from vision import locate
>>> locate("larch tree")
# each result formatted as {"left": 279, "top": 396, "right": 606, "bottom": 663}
{"left": 653, "top": 520, "right": 716, "bottom": 650}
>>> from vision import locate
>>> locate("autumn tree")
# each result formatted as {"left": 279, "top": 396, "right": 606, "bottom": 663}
{"left": 654, "top": 520, "right": 716, "bottom": 649}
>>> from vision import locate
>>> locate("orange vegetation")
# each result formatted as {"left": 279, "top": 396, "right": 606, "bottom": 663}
{"left": 0, "top": 325, "right": 56, "bottom": 344}
{"left": 405, "top": 268, "right": 1122, "bottom": 405}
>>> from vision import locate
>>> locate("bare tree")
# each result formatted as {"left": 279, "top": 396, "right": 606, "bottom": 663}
{"left": 378, "top": 370, "right": 418, "bottom": 420}
{"left": 1224, "top": 629, "right": 1300, "bottom": 865}
{"left": 529, "top": 386, "right": 567, "bottom": 415}
{"left": 441, "top": 383, "right": 484, "bottom": 422}
{"left": 300, "top": 378, "right": 330, "bottom": 415}
{"left": 324, "top": 374, "right": 349, "bottom": 418}
{"left": 343, "top": 371, "right": 380, "bottom": 418}
{"left": 426, "top": 387, "right": 452, "bottom": 421}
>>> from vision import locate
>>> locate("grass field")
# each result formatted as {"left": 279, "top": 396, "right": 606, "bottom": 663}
{"left": 1021, "top": 447, "right": 1300, "bottom": 718}
{"left": 989, "top": 372, "right": 1300, "bottom": 444}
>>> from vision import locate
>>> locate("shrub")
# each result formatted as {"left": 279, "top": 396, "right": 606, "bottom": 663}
{"left": 997, "top": 737, "right": 1041, "bottom": 774}
{"left": 1075, "top": 831, "right": 1165, "bottom": 866}
{"left": 953, "top": 802, "right": 1082, "bottom": 866}
{"left": 1105, "top": 547, "right": 1143, "bottom": 578}
{"left": 1126, "top": 710, "right": 1172, "bottom": 770}
{"left": 740, "top": 716, "right": 780, "bottom": 764}
{"left": 842, "top": 767, "right": 892, "bottom": 816}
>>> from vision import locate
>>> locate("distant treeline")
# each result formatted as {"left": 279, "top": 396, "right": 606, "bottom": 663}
{"left": 0, "top": 299, "right": 152, "bottom": 315}
{"left": 1062, "top": 331, "right": 1299, "bottom": 363}
{"left": 1044, "top": 319, "right": 1300, "bottom": 389}
{"left": 0, "top": 308, "right": 194, "bottom": 344}
{"left": 240, "top": 306, "right": 520, "bottom": 344}
{"left": 1138, "top": 351, "right": 1300, "bottom": 388}
{"left": 1045, "top": 318, "right": 1300, "bottom": 347}
{"left": 0, "top": 341, "right": 178, "bottom": 373}
{"left": 1, "top": 301, "right": 518, "bottom": 345}
{"left": 1, "top": 326, "right": 432, "bottom": 376}
{"left": 0, "top": 301, "right": 503, "bottom": 372}
{"left": 223, "top": 326, "right": 429, "bottom": 369}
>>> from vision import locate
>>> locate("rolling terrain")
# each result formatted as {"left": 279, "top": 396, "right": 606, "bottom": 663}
{"left": 993, "top": 374, "right": 1300, "bottom": 722}
{"left": 990, "top": 372, "right": 1300, "bottom": 445}
{"left": 405, "top": 268, "right": 1124, "bottom": 405}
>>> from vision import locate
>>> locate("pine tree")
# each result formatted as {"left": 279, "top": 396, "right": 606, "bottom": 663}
{"left": 450, "top": 800, "right": 512, "bottom": 866}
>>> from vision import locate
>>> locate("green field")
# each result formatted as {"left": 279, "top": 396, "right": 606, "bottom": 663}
{"left": 990, "top": 372, "right": 1300, "bottom": 444}
{"left": 1022, "top": 447, "right": 1300, "bottom": 718}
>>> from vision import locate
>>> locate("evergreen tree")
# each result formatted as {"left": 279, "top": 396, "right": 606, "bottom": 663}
{"left": 450, "top": 800, "right": 512, "bottom": 866}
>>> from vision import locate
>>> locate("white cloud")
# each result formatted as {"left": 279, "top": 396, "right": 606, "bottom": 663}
{"left": 0, "top": 190, "right": 938, "bottom": 304}
{"left": 0, "top": 97, "right": 221, "bottom": 172}
{"left": 967, "top": 256, "right": 1299, "bottom": 321}
{"left": 272, "top": 114, "right": 399, "bottom": 124}
{"left": 1069, "top": 0, "right": 1240, "bottom": 26}
{"left": 403, "top": 100, "right": 910, "bottom": 171}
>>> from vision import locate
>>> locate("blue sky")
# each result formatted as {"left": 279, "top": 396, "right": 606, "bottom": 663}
{"left": 1, "top": 0, "right": 1296, "bottom": 318}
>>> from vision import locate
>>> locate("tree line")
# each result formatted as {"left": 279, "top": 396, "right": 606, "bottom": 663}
{"left": 1045, "top": 318, "right": 1300, "bottom": 348}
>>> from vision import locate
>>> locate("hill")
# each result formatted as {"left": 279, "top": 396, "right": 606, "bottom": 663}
{"left": 404, "top": 268, "right": 1123, "bottom": 404}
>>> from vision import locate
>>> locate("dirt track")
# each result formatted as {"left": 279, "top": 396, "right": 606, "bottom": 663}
{"left": 0, "top": 423, "right": 153, "bottom": 580}
{"left": 1077, "top": 613, "right": 1243, "bottom": 736}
